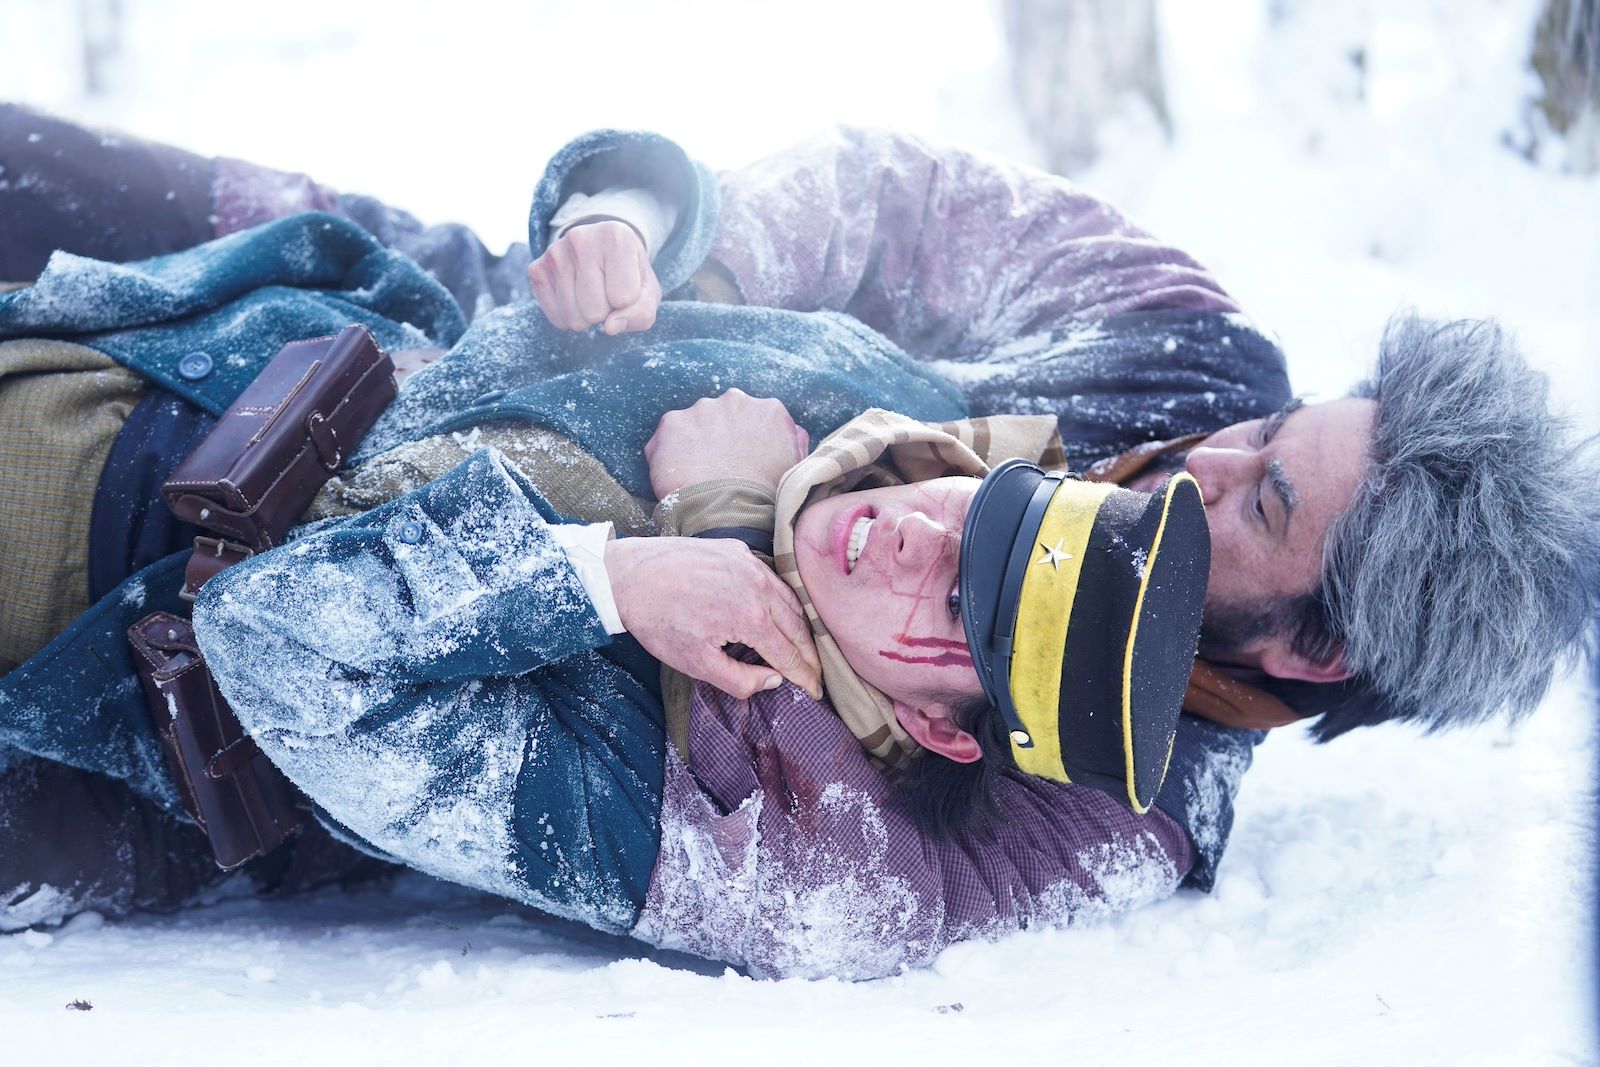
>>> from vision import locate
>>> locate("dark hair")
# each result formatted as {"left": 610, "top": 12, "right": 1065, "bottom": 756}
{"left": 894, "top": 695, "right": 1016, "bottom": 839}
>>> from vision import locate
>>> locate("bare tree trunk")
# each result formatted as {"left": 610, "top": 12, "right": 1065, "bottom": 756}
{"left": 1529, "top": 0, "right": 1599, "bottom": 173}
{"left": 80, "top": 0, "right": 124, "bottom": 97}
{"left": 1002, "top": 0, "right": 1169, "bottom": 175}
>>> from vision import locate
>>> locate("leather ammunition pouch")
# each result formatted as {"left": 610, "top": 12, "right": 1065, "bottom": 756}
{"left": 127, "top": 612, "right": 305, "bottom": 870}
{"left": 129, "top": 325, "right": 397, "bottom": 870}
{"left": 162, "top": 324, "right": 398, "bottom": 553}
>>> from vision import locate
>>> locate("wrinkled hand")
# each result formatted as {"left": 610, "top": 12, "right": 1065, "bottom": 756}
{"left": 527, "top": 220, "right": 662, "bottom": 335}
{"left": 644, "top": 388, "right": 810, "bottom": 500}
{"left": 604, "top": 536, "right": 823, "bottom": 701}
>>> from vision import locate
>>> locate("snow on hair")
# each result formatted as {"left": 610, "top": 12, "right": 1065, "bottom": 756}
{"left": 1318, "top": 313, "right": 1600, "bottom": 732}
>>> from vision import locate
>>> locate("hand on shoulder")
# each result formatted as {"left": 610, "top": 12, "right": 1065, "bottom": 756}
{"left": 604, "top": 535, "right": 822, "bottom": 701}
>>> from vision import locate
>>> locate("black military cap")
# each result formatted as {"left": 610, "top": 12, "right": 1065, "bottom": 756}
{"left": 958, "top": 460, "right": 1210, "bottom": 813}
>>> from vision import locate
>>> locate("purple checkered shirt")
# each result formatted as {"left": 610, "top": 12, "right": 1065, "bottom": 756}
{"left": 631, "top": 681, "right": 1193, "bottom": 980}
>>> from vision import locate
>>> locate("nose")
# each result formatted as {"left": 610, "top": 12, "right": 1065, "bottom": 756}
{"left": 893, "top": 511, "right": 955, "bottom": 567}
{"left": 1183, "top": 446, "right": 1256, "bottom": 507}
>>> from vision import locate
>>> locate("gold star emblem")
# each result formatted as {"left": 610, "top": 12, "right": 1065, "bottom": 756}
{"left": 1036, "top": 539, "right": 1070, "bottom": 570}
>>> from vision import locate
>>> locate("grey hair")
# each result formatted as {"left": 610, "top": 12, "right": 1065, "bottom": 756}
{"left": 1314, "top": 314, "right": 1600, "bottom": 735}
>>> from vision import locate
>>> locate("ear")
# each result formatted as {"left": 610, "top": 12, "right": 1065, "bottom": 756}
{"left": 893, "top": 701, "right": 982, "bottom": 764}
{"left": 1257, "top": 641, "right": 1354, "bottom": 685}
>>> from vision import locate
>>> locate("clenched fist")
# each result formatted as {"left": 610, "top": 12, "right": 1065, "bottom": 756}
{"left": 527, "top": 220, "right": 662, "bottom": 335}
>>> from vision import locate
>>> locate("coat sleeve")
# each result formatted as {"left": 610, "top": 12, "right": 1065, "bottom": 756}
{"left": 193, "top": 447, "right": 662, "bottom": 931}
{"left": 196, "top": 446, "right": 609, "bottom": 688}
{"left": 704, "top": 126, "right": 1243, "bottom": 361}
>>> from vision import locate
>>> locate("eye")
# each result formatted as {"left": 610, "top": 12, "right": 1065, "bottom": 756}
{"left": 947, "top": 585, "right": 962, "bottom": 620}
{"left": 1252, "top": 487, "right": 1268, "bottom": 526}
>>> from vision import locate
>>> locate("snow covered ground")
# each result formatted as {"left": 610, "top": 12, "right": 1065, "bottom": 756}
{"left": 2, "top": 0, "right": 1597, "bottom": 1062}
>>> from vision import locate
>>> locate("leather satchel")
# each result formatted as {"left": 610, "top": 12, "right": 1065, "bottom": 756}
{"left": 127, "top": 324, "right": 402, "bottom": 870}
{"left": 162, "top": 324, "right": 397, "bottom": 552}
{"left": 127, "top": 612, "right": 305, "bottom": 870}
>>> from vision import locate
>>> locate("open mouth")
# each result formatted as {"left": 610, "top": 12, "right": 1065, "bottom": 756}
{"left": 830, "top": 504, "right": 876, "bottom": 575}
{"left": 846, "top": 515, "right": 873, "bottom": 573}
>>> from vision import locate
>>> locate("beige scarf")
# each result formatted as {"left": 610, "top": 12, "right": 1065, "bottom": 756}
{"left": 770, "top": 410, "right": 1064, "bottom": 771}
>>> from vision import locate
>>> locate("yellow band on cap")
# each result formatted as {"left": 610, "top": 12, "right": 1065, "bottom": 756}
{"left": 1119, "top": 472, "right": 1199, "bottom": 812}
{"left": 1008, "top": 480, "right": 1114, "bottom": 780}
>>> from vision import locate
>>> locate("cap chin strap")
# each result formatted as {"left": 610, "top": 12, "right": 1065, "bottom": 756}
{"left": 987, "top": 471, "right": 1065, "bottom": 748}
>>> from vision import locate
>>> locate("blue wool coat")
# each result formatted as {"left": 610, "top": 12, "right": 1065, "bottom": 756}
{"left": 0, "top": 134, "right": 966, "bottom": 820}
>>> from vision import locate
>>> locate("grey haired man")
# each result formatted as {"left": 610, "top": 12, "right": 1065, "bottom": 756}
{"left": 528, "top": 127, "right": 1600, "bottom": 748}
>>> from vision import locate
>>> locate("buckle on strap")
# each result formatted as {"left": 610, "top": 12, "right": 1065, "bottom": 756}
{"left": 179, "top": 536, "right": 255, "bottom": 602}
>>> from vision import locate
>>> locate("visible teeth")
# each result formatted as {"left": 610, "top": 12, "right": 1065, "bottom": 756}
{"left": 846, "top": 516, "right": 872, "bottom": 572}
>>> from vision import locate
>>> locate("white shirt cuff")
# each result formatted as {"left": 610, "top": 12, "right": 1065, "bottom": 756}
{"left": 548, "top": 521, "right": 626, "bottom": 635}
{"left": 548, "top": 186, "right": 679, "bottom": 258}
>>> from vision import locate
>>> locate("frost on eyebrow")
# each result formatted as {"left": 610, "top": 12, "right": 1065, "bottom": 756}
{"left": 1266, "top": 457, "right": 1302, "bottom": 514}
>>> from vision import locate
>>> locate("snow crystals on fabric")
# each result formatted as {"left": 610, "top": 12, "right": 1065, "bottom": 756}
{"left": 632, "top": 680, "right": 1190, "bottom": 980}
{"left": 1185, "top": 739, "right": 1252, "bottom": 862}
{"left": 196, "top": 448, "right": 620, "bottom": 921}
{"left": 0, "top": 882, "right": 71, "bottom": 933}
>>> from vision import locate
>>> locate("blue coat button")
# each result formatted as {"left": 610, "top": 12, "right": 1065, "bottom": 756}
{"left": 176, "top": 351, "right": 214, "bottom": 381}
{"left": 473, "top": 389, "right": 507, "bottom": 406}
{"left": 396, "top": 521, "right": 425, "bottom": 545}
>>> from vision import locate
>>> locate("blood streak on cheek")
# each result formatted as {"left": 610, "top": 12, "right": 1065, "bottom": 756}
{"left": 893, "top": 635, "right": 966, "bottom": 651}
{"left": 880, "top": 635, "right": 974, "bottom": 669}
{"left": 878, "top": 649, "right": 973, "bottom": 668}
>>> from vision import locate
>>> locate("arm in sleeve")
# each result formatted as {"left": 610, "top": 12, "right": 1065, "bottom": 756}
{"left": 705, "top": 126, "right": 1242, "bottom": 361}
{"left": 546, "top": 520, "right": 626, "bottom": 635}
{"left": 548, "top": 186, "right": 679, "bottom": 259}
{"left": 190, "top": 448, "right": 658, "bottom": 924}
{"left": 525, "top": 127, "right": 1241, "bottom": 364}
{"left": 196, "top": 447, "right": 609, "bottom": 694}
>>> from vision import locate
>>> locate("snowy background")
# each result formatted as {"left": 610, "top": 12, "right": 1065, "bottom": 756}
{"left": 2, "top": 0, "right": 1597, "bottom": 1062}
